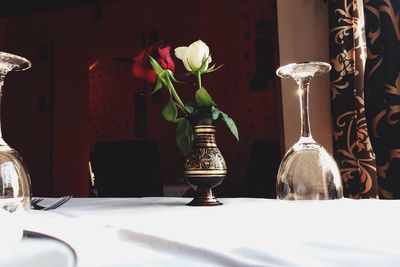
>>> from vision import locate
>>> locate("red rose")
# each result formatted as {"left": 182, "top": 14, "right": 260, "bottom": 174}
{"left": 158, "top": 46, "right": 175, "bottom": 72}
{"left": 132, "top": 43, "right": 175, "bottom": 84}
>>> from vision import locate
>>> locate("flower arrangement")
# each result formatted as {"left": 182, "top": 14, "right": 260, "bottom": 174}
{"left": 133, "top": 40, "right": 239, "bottom": 155}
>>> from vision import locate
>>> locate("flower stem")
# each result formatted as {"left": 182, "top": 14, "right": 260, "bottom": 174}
{"left": 164, "top": 76, "right": 189, "bottom": 114}
{"left": 196, "top": 71, "right": 202, "bottom": 89}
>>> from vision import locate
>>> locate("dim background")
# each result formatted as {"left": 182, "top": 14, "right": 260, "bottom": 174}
{"left": 0, "top": 0, "right": 332, "bottom": 198}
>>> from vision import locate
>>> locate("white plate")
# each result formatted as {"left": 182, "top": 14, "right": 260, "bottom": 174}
{"left": 0, "top": 230, "right": 78, "bottom": 267}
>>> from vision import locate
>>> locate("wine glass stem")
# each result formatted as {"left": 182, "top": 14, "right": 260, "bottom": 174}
{"left": 297, "top": 78, "right": 313, "bottom": 142}
{"left": 0, "top": 78, "right": 7, "bottom": 146}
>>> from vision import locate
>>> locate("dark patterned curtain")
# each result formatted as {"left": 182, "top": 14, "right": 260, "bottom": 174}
{"left": 364, "top": 0, "right": 400, "bottom": 199}
{"left": 329, "top": 0, "right": 400, "bottom": 199}
{"left": 329, "top": 0, "right": 378, "bottom": 198}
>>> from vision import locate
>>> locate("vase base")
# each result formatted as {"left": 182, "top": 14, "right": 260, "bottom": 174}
{"left": 186, "top": 197, "right": 222, "bottom": 206}
{"left": 186, "top": 187, "right": 223, "bottom": 206}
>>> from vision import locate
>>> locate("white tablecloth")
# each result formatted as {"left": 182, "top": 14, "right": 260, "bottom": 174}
{"left": 15, "top": 198, "right": 400, "bottom": 266}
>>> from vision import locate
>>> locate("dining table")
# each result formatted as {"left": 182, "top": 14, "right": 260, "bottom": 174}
{"left": 4, "top": 197, "right": 400, "bottom": 267}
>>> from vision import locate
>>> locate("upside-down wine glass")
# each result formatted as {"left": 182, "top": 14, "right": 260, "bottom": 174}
{"left": 276, "top": 62, "right": 343, "bottom": 200}
{"left": 0, "top": 52, "right": 31, "bottom": 212}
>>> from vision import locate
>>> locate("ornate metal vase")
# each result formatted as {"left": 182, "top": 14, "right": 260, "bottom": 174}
{"left": 184, "top": 116, "right": 226, "bottom": 206}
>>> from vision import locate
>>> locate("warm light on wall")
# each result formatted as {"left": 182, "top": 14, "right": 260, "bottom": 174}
{"left": 88, "top": 60, "right": 99, "bottom": 71}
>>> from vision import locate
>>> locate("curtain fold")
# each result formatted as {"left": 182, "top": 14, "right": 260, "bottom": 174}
{"left": 364, "top": 0, "right": 400, "bottom": 199}
{"left": 328, "top": 0, "right": 378, "bottom": 198}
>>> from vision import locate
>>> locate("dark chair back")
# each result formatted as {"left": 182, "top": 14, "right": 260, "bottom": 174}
{"left": 92, "top": 140, "right": 163, "bottom": 197}
{"left": 244, "top": 140, "right": 281, "bottom": 198}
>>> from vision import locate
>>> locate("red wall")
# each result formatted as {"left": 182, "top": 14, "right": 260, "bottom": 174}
{"left": 88, "top": 60, "right": 138, "bottom": 148}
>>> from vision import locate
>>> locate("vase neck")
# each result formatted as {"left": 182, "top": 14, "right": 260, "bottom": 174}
{"left": 193, "top": 125, "right": 216, "bottom": 148}
{"left": 296, "top": 77, "right": 314, "bottom": 143}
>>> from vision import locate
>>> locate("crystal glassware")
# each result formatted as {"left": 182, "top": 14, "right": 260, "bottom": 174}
{"left": 276, "top": 62, "right": 343, "bottom": 200}
{"left": 0, "top": 52, "right": 31, "bottom": 212}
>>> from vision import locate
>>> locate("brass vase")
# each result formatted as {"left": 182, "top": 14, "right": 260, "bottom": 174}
{"left": 184, "top": 115, "right": 226, "bottom": 206}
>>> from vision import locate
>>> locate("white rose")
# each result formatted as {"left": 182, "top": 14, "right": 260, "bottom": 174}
{"left": 174, "top": 40, "right": 212, "bottom": 72}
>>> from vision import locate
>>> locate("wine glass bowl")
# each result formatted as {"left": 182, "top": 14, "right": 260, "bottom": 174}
{"left": 0, "top": 52, "right": 31, "bottom": 212}
{"left": 276, "top": 62, "right": 343, "bottom": 200}
{"left": 277, "top": 141, "right": 343, "bottom": 200}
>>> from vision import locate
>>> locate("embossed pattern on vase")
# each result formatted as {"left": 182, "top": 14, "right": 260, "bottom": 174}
{"left": 184, "top": 125, "right": 227, "bottom": 178}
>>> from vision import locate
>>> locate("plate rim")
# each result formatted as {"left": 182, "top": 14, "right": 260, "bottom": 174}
{"left": 23, "top": 229, "right": 78, "bottom": 267}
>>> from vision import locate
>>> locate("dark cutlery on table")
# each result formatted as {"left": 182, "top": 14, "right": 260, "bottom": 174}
{"left": 31, "top": 196, "right": 72, "bottom": 210}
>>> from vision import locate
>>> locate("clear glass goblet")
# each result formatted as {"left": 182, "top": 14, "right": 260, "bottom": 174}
{"left": 0, "top": 52, "right": 31, "bottom": 212}
{"left": 276, "top": 62, "right": 343, "bottom": 200}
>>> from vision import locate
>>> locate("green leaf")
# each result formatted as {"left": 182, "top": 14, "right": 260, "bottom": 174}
{"left": 187, "top": 59, "right": 197, "bottom": 72}
{"left": 162, "top": 100, "right": 177, "bottom": 122}
{"left": 149, "top": 56, "right": 163, "bottom": 74}
{"left": 176, "top": 118, "right": 194, "bottom": 156}
{"left": 205, "top": 64, "right": 223, "bottom": 74}
{"left": 195, "top": 87, "right": 216, "bottom": 107}
{"left": 207, "top": 64, "right": 216, "bottom": 71}
{"left": 199, "top": 55, "right": 211, "bottom": 72}
{"left": 221, "top": 111, "right": 239, "bottom": 141}
{"left": 152, "top": 79, "right": 162, "bottom": 94}
{"left": 211, "top": 106, "right": 220, "bottom": 120}
{"left": 185, "top": 102, "right": 195, "bottom": 114}
{"left": 167, "top": 70, "right": 183, "bottom": 84}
